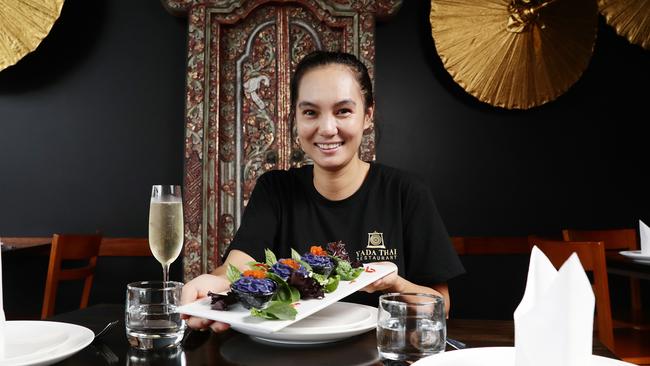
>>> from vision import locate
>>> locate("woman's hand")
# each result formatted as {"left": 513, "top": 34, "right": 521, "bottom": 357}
{"left": 360, "top": 262, "right": 449, "bottom": 315}
{"left": 180, "top": 274, "right": 231, "bottom": 332}
{"left": 361, "top": 262, "right": 403, "bottom": 293}
{"left": 362, "top": 270, "right": 403, "bottom": 293}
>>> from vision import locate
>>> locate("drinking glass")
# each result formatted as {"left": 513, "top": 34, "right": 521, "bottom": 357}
{"left": 149, "top": 185, "right": 183, "bottom": 282}
{"left": 377, "top": 293, "right": 446, "bottom": 362}
{"left": 125, "top": 281, "right": 186, "bottom": 350}
{"left": 127, "top": 345, "right": 186, "bottom": 365}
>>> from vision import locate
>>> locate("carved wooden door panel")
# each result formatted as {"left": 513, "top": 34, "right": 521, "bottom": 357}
{"left": 163, "top": 0, "right": 401, "bottom": 280}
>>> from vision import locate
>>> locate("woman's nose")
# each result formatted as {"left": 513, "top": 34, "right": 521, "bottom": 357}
{"left": 318, "top": 115, "right": 337, "bottom": 136}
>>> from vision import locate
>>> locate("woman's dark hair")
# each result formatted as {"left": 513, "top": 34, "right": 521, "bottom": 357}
{"left": 289, "top": 51, "right": 374, "bottom": 123}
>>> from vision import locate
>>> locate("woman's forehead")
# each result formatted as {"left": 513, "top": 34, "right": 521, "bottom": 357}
{"left": 297, "top": 64, "right": 363, "bottom": 104}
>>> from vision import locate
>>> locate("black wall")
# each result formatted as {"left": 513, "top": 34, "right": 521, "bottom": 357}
{"left": 1, "top": 0, "right": 648, "bottom": 319}
{"left": 0, "top": 0, "right": 187, "bottom": 317}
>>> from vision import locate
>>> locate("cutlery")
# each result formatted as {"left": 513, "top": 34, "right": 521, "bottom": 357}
{"left": 94, "top": 320, "right": 120, "bottom": 340}
{"left": 91, "top": 342, "right": 119, "bottom": 365}
{"left": 446, "top": 337, "right": 467, "bottom": 350}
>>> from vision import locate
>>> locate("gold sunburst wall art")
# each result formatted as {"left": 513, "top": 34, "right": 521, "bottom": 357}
{"left": 599, "top": 0, "right": 649, "bottom": 49}
{"left": 0, "top": 0, "right": 65, "bottom": 72}
{"left": 429, "top": 0, "right": 599, "bottom": 110}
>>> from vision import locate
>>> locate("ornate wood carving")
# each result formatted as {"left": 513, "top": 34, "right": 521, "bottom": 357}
{"left": 163, "top": 0, "right": 401, "bottom": 280}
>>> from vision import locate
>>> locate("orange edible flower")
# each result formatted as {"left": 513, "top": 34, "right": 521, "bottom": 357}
{"left": 279, "top": 258, "right": 300, "bottom": 270}
{"left": 310, "top": 246, "right": 328, "bottom": 256}
{"left": 242, "top": 270, "right": 267, "bottom": 279}
{"left": 365, "top": 267, "right": 376, "bottom": 273}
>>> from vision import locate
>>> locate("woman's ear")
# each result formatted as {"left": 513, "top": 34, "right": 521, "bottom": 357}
{"left": 363, "top": 105, "right": 375, "bottom": 130}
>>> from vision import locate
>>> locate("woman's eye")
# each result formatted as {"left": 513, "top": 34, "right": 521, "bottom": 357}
{"left": 302, "top": 110, "right": 316, "bottom": 117}
{"left": 337, "top": 108, "right": 352, "bottom": 116}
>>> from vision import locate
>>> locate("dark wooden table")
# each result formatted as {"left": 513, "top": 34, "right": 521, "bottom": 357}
{"left": 606, "top": 252, "right": 650, "bottom": 281}
{"left": 47, "top": 304, "right": 617, "bottom": 365}
{"left": 0, "top": 237, "right": 50, "bottom": 254}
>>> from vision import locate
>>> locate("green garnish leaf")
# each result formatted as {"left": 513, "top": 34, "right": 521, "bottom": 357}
{"left": 312, "top": 273, "right": 328, "bottom": 286}
{"left": 324, "top": 275, "right": 340, "bottom": 293}
{"left": 266, "top": 272, "right": 293, "bottom": 303}
{"left": 291, "top": 248, "right": 302, "bottom": 261}
{"left": 265, "top": 248, "right": 278, "bottom": 266}
{"left": 290, "top": 248, "right": 313, "bottom": 271}
{"left": 250, "top": 301, "right": 297, "bottom": 320}
{"left": 312, "top": 273, "right": 340, "bottom": 292}
{"left": 335, "top": 260, "right": 364, "bottom": 280}
{"left": 226, "top": 264, "right": 242, "bottom": 283}
{"left": 291, "top": 248, "right": 313, "bottom": 272}
{"left": 290, "top": 286, "right": 301, "bottom": 303}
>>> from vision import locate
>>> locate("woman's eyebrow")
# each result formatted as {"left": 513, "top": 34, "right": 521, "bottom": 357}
{"left": 297, "top": 99, "right": 356, "bottom": 108}
{"left": 297, "top": 101, "right": 318, "bottom": 109}
{"left": 334, "top": 99, "right": 356, "bottom": 108}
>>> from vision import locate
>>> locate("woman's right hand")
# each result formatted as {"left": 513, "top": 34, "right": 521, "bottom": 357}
{"left": 180, "top": 273, "right": 231, "bottom": 332}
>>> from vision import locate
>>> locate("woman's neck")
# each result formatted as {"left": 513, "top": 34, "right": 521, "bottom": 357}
{"left": 313, "top": 158, "right": 370, "bottom": 201}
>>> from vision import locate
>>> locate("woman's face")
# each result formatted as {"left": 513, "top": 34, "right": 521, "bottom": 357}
{"left": 295, "top": 64, "right": 372, "bottom": 172}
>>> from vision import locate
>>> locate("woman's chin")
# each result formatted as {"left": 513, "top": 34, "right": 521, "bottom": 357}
{"left": 311, "top": 155, "right": 355, "bottom": 171}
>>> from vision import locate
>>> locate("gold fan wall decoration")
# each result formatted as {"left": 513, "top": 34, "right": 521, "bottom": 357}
{"left": 599, "top": 0, "right": 649, "bottom": 49}
{"left": 0, "top": 0, "right": 65, "bottom": 71}
{"left": 429, "top": 0, "right": 598, "bottom": 109}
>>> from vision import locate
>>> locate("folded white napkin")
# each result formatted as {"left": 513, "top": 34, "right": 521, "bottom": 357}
{"left": 640, "top": 220, "right": 649, "bottom": 254}
{"left": 513, "top": 246, "right": 595, "bottom": 366}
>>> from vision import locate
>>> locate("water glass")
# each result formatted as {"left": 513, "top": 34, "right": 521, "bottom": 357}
{"left": 125, "top": 281, "right": 186, "bottom": 350}
{"left": 377, "top": 293, "right": 446, "bottom": 361}
{"left": 127, "top": 346, "right": 186, "bottom": 365}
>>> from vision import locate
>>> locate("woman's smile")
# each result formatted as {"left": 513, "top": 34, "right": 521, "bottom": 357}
{"left": 315, "top": 142, "right": 344, "bottom": 152}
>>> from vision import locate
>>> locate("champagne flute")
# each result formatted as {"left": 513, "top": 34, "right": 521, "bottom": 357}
{"left": 148, "top": 185, "right": 183, "bottom": 282}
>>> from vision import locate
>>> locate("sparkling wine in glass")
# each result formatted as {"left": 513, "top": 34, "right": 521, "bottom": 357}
{"left": 149, "top": 185, "right": 183, "bottom": 282}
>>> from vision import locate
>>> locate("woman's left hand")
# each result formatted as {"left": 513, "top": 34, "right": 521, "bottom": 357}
{"left": 361, "top": 263, "right": 403, "bottom": 293}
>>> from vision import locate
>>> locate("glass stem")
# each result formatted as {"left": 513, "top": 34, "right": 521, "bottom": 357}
{"left": 162, "top": 263, "right": 171, "bottom": 282}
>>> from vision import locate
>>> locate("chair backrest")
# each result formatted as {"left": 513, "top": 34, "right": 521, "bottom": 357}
{"left": 530, "top": 238, "right": 614, "bottom": 352}
{"left": 41, "top": 233, "right": 103, "bottom": 319}
{"left": 562, "top": 228, "right": 638, "bottom": 251}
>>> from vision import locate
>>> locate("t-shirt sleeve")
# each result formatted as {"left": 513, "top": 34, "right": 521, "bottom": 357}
{"left": 402, "top": 180, "right": 465, "bottom": 285}
{"left": 222, "top": 173, "right": 279, "bottom": 262}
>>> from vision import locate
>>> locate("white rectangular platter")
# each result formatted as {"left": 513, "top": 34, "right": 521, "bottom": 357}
{"left": 177, "top": 262, "right": 396, "bottom": 333}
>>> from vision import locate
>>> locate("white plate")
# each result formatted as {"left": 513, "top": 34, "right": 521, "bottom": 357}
{"left": 411, "top": 347, "right": 636, "bottom": 366}
{"left": 619, "top": 250, "right": 650, "bottom": 261}
{"left": 178, "top": 262, "right": 396, "bottom": 333}
{"left": 0, "top": 321, "right": 94, "bottom": 366}
{"left": 239, "top": 302, "right": 377, "bottom": 344}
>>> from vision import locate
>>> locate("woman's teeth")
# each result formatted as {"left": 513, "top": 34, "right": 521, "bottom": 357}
{"left": 316, "top": 143, "right": 342, "bottom": 150}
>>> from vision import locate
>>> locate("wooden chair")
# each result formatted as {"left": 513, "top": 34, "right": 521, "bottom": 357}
{"left": 562, "top": 228, "right": 643, "bottom": 326}
{"left": 530, "top": 238, "right": 614, "bottom": 352}
{"left": 41, "top": 233, "right": 103, "bottom": 319}
{"left": 562, "top": 229, "right": 638, "bottom": 251}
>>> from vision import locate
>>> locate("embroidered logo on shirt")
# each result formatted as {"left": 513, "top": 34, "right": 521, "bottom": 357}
{"left": 355, "top": 231, "right": 398, "bottom": 262}
{"left": 367, "top": 231, "right": 386, "bottom": 249}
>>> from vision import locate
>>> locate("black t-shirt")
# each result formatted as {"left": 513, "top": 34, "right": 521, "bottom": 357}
{"left": 224, "top": 162, "right": 465, "bottom": 305}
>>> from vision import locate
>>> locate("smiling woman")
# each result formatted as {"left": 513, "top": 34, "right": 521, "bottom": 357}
{"left": 180, "top": 51, "right": 465, "bottom": 334}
